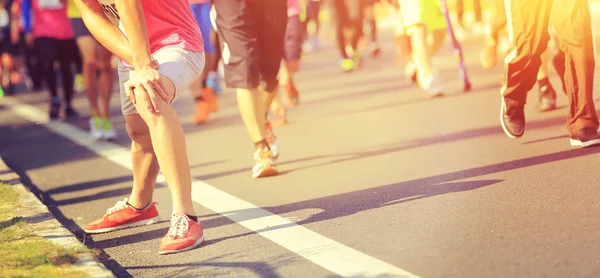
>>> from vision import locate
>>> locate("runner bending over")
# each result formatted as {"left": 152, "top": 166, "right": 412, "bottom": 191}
{"left": 75, "top": 0, "right": 206, "bottom": 254}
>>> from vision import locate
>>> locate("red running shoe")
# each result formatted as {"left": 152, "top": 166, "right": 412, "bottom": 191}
{"left": 159, "top": 213, "right": 205, "bottom": 255}
{"left": 84, "top": 198, "right": 160, "bottom": 234}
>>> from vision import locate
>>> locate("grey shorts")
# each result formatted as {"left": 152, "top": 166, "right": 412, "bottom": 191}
{"left": 70, "top": 18, "right": 92, "bottom": 38}
{"left": 118, "top": 47, "right": 205, "bottom": 115}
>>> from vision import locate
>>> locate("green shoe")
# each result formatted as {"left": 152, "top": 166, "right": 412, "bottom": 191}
{"left": 341, "top": 59, "right": 354, "bottom": 73}
{"left": 89, "top": 117, "right": 104, "bottom": 140}
{"left": 103, "top": 118, "right": 117, "bottom": 140}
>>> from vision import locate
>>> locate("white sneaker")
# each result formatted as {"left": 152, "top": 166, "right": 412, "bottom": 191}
{"left": 103, "top": 118, "right": 117, "bottom": 140}
{"left": 89, "top": 117, "right": 104, "bottom": 140}
{"left": 252, "top": 147, "right": 278, "bottom": 179}
{"left": 419, "top": 73, "right": 444, "bottom": 98}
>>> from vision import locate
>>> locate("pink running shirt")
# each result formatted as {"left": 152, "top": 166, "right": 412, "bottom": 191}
{"left": 188, "top": 0, "right": 209, "bottom": 4}
{"left": 97, "top": 0, "right": 203, "bottom": 56}
{"left": 288, "top": 0, "right": 301, "bottom": 17}
{"left": 32, "top": 0, "right": 74, "bottom": 39}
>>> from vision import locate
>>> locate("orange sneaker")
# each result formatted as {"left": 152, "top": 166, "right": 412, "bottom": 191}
{"left": 270, "top": 104, "right": 287, "bottom": 127}
{"left": 203, "top": 87, "right": 219, "bottom": 112}
{"left": 283, "top": 82, "right": 299, "bottom": 108}
{"left": 84, "top": 198, "right": 160, "bottom": 234}
{"left": 159, "top": 213, "right": 205, "bottom": 255}
{"left": 193, "top": 99, "right": 210, "bottom": 125}
{"left": 252, "top": 146, "right": 278, "bottom": 178}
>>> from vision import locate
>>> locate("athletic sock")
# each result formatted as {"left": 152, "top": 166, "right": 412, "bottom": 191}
{"left": 186, "top": 214, "right": 198, "bottom": 223}
{"left": 126, "top": 201, "right": 150, "bottom": 211}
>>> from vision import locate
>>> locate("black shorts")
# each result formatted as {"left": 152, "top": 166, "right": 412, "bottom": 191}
{"left": 284, "top": 15, "right": 303, "bottom": 61}
{"left": 0, "top": 28, "right": 18, "bottom": 56}
{"left": 70, "top": 18, "right": 92, "bottom": 38}
{"left": 213, "top": 0, "right": 287, "bottom": 92}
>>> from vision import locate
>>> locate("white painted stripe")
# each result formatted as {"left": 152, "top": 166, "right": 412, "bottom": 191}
{"left": 2, "top": 96, "right": 418, "bottom": 278}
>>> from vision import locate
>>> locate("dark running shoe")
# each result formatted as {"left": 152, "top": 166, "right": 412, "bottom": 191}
{"left": 65, "top": 106, "right": 80, "bottom": 119}
{"left": 570, "top": 128, "right": 600, "bottom": 148}
{"left": 500, "top": 99, "right": 525, "bottom": 138}
{"left": 49, "top": 101, "right": 61, "bottom": 120}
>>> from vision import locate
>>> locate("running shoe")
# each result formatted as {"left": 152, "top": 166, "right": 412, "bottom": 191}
{"left": 341, "top": 59, "right": 354, "bottom": 73}
{"left": 74, "top": 73, "right": 85, "bottom": 93}
{"left": 252, "top": 146, "right": 278, "bottom": 178}
{"left": 89, "top": 117, "right": 104, "bottom": 140}
{"left": 84, "top": 198, "right": 160, "bottom": 234}
{"left": 537, "top": 84, "right": 557, "bottom": 112}
{"left": 203, "top": 87, "right": 219, "bottom": 112}
{"left": 570, "top": 128, "right": 600, "bottom": 148}
{"left": 283, "top": 81, "right": 299, "bottom": 108}
{"left": 270, "top": 105, "right": 287, "bottom": 127}
{"left": 103, "top": 118, "right": 117, "bottom": 140}
{"left": 159, "top": 213, "right": 204, "bottom": 255}
{"left": 500, "top": 99, "right": 525, "bottom": 138}
{"left": 64, "top": 106, "right": 79, "bottom": 119}
{"left": 265, "top": 120, "right": 279, "bottom": 159}
{"left": 193, "top": 98, "right": 210, "bottom": 125}
{"left": 418, "top": 73, "right": 444, "bottom": 98}
{"left": 49, "top": 99, "right": 61, "bottom": 120}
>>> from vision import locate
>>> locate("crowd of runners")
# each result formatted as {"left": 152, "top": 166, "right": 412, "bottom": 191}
{"left": 1, "top": 0, "right": 599, "bottom": 255}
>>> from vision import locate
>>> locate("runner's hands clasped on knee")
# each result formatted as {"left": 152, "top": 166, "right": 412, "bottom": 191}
{"left": 125, "top": 59, "right": 171, "bottom": 113}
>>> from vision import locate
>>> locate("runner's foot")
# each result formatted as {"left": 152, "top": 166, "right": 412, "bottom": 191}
{"left": 84, "top": 198, "right": 160, "bottom": 234}
{"left": 159, "top": 213, "right": 205, "bottom": 255}
{"left": 419, "top": 73, "right": 444, "bottom": 98}
{"left": 341, "top": 59, "right": 354, "bottom": 73}
{"left": 283, "top": 81, "right": 299, "bottom": 108}
{"left": 270, "top": 105, "right": 288, "bottom": 127}
{"left": 500, "top": 99, "right": 525, "bottom": 138}
{"left": 64, "top": 106, "right": 79, "bottom": 119}
{"left": 49, "top": 99, "right": 61, "bottom": 120}
{"left": 89, "top": 117, "right": 104, "bottom": 140}
{"left": 252, "top": 146, "right": 278, "bottom": 178}
{"left": 193, "top": 98, "right": 210, "bottom": 125}
{"left": 203, "top": 87, "right": 219, "bottom": 112}
{"left": 103, "top": 118, "right": 117, "bottom": 140}
{"left": 570, "top": 128, "right": 600, "bottom": 148}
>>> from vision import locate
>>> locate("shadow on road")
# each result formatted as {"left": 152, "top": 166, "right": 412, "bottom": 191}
{"left": 124, "top": 256, "right": 287, "bottom": 278}
{"left": 190, "top": 146, "right": 600, "bottom": 244}
{"left": 99, "top": 146, "right": 600, "bottom": 248}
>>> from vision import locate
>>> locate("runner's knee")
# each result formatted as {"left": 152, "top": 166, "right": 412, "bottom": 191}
{"left": 126, "top": 118, "right": 152, "bottom": 148}
{"left": 83, "top": 59, "right": 97, "bottom": 73}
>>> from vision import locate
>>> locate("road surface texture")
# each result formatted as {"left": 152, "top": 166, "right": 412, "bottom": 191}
{"left": 3, "top": 17, "right": 600, "bottom": 278}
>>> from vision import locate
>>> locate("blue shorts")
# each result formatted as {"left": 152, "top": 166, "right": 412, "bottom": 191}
{"left": 190, "top": 2, "right": 216, "bottom": 53}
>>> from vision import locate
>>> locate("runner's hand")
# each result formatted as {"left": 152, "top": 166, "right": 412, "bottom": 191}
{"left": 125, "top": 60, "right": 171, "bottom": 113}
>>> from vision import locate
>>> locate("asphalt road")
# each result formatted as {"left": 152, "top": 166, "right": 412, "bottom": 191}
{"left": 3, "top": 25, "right": 600, "bottom": 277}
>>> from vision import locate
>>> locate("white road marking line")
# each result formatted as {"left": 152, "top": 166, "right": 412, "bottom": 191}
{"left": 4, "top": 97, "right": 419, "bottom": 278}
